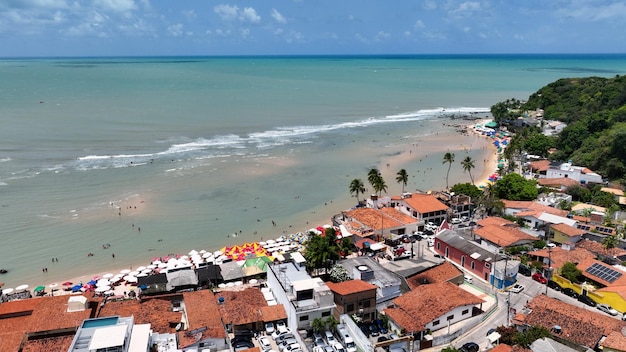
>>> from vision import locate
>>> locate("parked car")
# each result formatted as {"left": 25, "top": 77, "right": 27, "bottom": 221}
{"left": 532, "top": 273, "right": 547, "bottom": 284}
{"left": 460, "top": 342, "right": 479, "bottom": 352}
{"left": 547, "top": 280, "right": 562, "bottom": 291}
{"left": 276, "top": 321, "right": 286, "bottom": 329}
{"left": 464, "top": 275, "right": 473, "bottom": 284}
{"left": 257, "top": 336, "right": 273, "bottom": 351}
{"left": 282, "top": 343, "right": 301, "bottom": 352}
{"left": 451, "top": 218, "right": 462, "bottom": 224}
{"left": 315, "top": 338, "right": 326, "bottom": 347}
{"left": 368, "top": 323, "right": 380, "bottom": 337}
{"left": 323, "top": 345, "right": 334, "bottom": 352}
{"left": 358, "top": 323, "right": 370, "bottom": 337}
{"left": 597, "top": 304, "right": 619, "bottom": 316}
{"left": 562, "top": 288, "right": 579, "bottom": 299}
{"left": 332, "top": 343, "right": 345, "bottom": 352}
{"left": 275, "top": 333, "right": 295, "bottom": 344}
{"left": 272, "top": 327, "right": 292, "bottom": 340}
{"left": 324, "top": 331, "right": 336, "bottom": 345}
{"left": 578, "top": 294, "right": 597, "bottom": 307}
{"left": 510, "top": 284, "right": 524, "bottom": 293}
{"left": 278, "top": 339, "right": 298, "bottom": 352}
{"left": 265, "top": 322, "right": 275, "bottom": 334}
{"left": 374, "top": 319, "right": 388, "bottom": 334}
{"left": 233, "top": 340, "right": 255, "bottom": 350}
{"left": 376, "top": 336, "right": 389, "bottom": 343}
{"left": 461, "top": 216, "right": 470, "bottom": 222}
{"left": 518, "top": 265, "right": 532, "bottom": 276}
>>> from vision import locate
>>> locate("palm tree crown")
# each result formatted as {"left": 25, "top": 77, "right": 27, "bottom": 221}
{"left": 396, "top": 169, "right": 409, "bottom": 193}
{"left": 442, "top": 152, "right": 455, "bottom": 190}
{"left": 461, "top": 156, "right": 475, "bottom": 185}
{"left": 349, "top": 178, "right": 366, "bottom": 202}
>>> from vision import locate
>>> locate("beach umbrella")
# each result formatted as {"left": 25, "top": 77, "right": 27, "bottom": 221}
{"left": 128, "top": 271, "right": 140, "bottom": 276}
{"left": 102, "top": 273, "right": 114, "bottom": 279}
{"left": 2, "top": 288, "right": 14, "bottom": 295}
{"left": 109, "top": 276, "right": 121, "bottom": 283}
{"left": 126, "top": 276, "right": 138, "bottom": 283}
{"left": 199, "top": 249, "right": 206, "bottom": 254}
{"left": 104, "top": 290, "right": 115, "bottom": 296}
{"left": 136, "top": 266, "right": 146, "bottom": 272}
{"left": 15, "top": 284, "right": 29, "bottom": 291}
{"left": 189, "top": 249, "right": 198, "bottom": 256}
{"left": 87, "top": 280, "right": 97, "bottom": 286}
{"left": 71, "top": 285, "right": 82, "bottom": 292}
{"left": 120, "top": 269, "right": 131, "bottom": 274}
{"left": 62, "top": 281, "right": 73, "bottom": 287}
{"left": 147, "top": 264, "right": 157, "bottom": 269}
{"left": 202, "top": 252, "right": 213, "bottom": 259}
{"left": 97, "top": 279, "right": 110, "bottom": 287}
{"left": 95, "top": 286, "right": 110, "bottom": 293}
{"left": 49, "top": 283, "right": 58, "bottom": 289}
{"left": 34, "top": 285, "right": 46, "bottom": 293}
{"left": 136, "top": 273, "right": 148, "bottom": 278}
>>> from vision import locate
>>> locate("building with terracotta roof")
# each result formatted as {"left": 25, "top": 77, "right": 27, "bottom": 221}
{"left": 576, "top": 239, "right": 626, "bottom": 263}
{"left": 340, "top": 257, "right": 402, "bottom": 305}
{"left": 544, "top": 161, "right": 603, "bottom": 184}
{"left": 527, "top": 246, "right": 595, "bottom": 272}
{"left": 529, "top": 159, "right": 550, "bottom": 175}
{"left": 326, "top": 279, "right": 377, "bottom": 322}
{"left": 215, "top": 288, "right": 287, "bottom": 333}
{"left": 0, "top": 294, "right": 95, "bottom": 351}
{"left": 537, "top": 177, "right": 580, "bottom": 191}
{"left": 501, "top": 200, "right": 569, "bottom": 218}
{"left": 406, "top": 261, "right": 464, "bottom": 289}
{"left": 391, "top": 193, "right": 450, "bottom": 228}
{"left": 383, "top": 282, "right": 485, "bottom": 335}
{"left": 518, "top": 295, "right": 626, "bottom": 350}
{"left": 501, "top": 200, "right": 574, "bottom": 232}
{"left": 343, "top": 206, "right": 419, "bottom": 240}
{"left": 601, "top": 330, "right": 626, "bottom": 352}
{"left": 434, "top": 230, "right": 509, "bottom": 288}
{"left": 473, "top": 222, "right": 537, "bottom": 251}
{"left": 549, "top": 223, "right": 585, "bottom": 247}
{"left": 266, "top": 258, "right": 336, "bottom": 331}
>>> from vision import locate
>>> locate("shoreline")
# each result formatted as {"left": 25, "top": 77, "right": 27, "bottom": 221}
{"left": 2, "top": 118, "right": 502, "bottom": 295}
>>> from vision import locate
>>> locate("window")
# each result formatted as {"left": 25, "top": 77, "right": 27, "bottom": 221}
{"left": 432, "top": 320, "right": 440, "bottom": 326}
{"left": 299, "top": 315, "right": 309, "bottom": 322}
{"left": 445, "top": 247, "right": 449, "bottom": 257}
{"left": 485, "top": 263, "right": 491, "bottom": 268}
{"left": 461, "top": 256, "right": 465, "bottom": 267}
{"left": 436, "top": 242, "right": 440, "bottom": 250}
{"left": 447, "top": 315, "right": 454, "bottom": 321}
{"left": 362, "top": 300, "right": 371, "bottom": 308}
{"left": 346, "top": 304, "right": 354, "bottom": 312}
{"left": 322, "top": 311, "right": 331, "bottom": 317}
{"left": 462, "top": 309, "right": 469, "bottom": 315}
{"left": 471, "top": 262, "right": 475, "bottom": 270}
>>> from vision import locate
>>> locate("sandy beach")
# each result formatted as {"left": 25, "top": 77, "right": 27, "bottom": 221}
{"left": 14, "top": 119, "right": 505, "bottom": 298}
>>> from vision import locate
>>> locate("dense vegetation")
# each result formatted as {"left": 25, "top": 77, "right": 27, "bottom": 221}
{"left": 492, "top": 75, "right": 626, "bottom": 183}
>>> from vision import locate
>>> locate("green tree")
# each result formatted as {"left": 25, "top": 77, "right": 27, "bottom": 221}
{"left": 337, "top": 237, "right": 354, "bottom": 258}
{"left": 560, "top": 262, "right": 582, "bottom": 283}
{"left": 312, "top": 318, "right": 326, "bottom": 333}
{"left": 441, "top": 347, "right": 459, "bottom": 352}
{"left": 373, "top": 176, "right": 388, "bottom": 197}
{"left": 304, "top": 233, "right": 340, "bottom": 275}
{"left": 326, "top": 316, "right": 339, "bottom": 332}
{"left": 450, "top": 183, "right": 482, "bottom": 200}
{"left": 368, "top": 168, "right": 387, "bottom": 196}
{"left": 566, "top": 185, "right": 592, "bottom": 202}
{"left": 349, "top": 178, "right": 366, "bottom": 203}
{"left": 442, "top": 152, "right": 455, "bottom": 190}
{"left": 461, "top": 156, "right": 475, "bottom": 185}
{"left": 368, "top": 168, "right": 381, "bottom": 189}
{"left": 329, "top": 265, "right": 351, "bottom": 283}
{"left": 602, "top": 235, "right": 619, "bottom": 250}
{"left": 494, "top": 172, "right": 538, "bottom": 201}
{"left": 513, "top": 326, "right": 551, "bottom": 349}
{"left": 396, "top": 169, "right": 409, "bottom": 193}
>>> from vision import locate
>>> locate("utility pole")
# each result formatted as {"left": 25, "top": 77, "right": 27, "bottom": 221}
{"left": 545, "top": 245, "right": 552, "bottom": 296}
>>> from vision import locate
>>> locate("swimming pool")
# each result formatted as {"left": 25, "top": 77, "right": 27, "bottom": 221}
{"left": 81, "top": 316, "right": 119, "bottom": 328}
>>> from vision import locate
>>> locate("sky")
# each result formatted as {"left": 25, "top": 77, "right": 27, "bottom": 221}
{"left": 0, "top": 0, "right": 625, "bottom": 57}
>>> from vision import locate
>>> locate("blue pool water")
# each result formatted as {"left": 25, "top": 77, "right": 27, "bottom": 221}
{"left": 82, "top": 317, "right": 119, "bottom": 328}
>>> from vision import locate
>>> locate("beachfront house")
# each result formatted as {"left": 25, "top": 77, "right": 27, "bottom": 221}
{"left": 473, "top": 217, "right": 537, "bottom": 253}
{"left": 392, "top": 193, "right": 450, "bottom": 230}
{"left": 326, "top": 279, "right": 378, "bottom": 322}
{"left": 501, "top": 200, "right": 572, "bottom": 231}
{"left": 266, "top": 256, "right": 336, "bottom": 331}
{"left": 342, "top": 206, "right": 419, "bottom": 241}
{"left": 544, "top": 161, "right": 603, "bottom": 184}
{"left": 383, "top": 282, "right": 485, "bottom": 346}
{"left": 340, "top": 257, "right": 403, "bottom": 306}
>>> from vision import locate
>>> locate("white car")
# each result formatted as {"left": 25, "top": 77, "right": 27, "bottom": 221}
{"left": 257, "top": 336, "right": 272, "bottom": 351}
{"left": 451, "top": 218, "right": 462, "bottom": 224}
{"left": 271, "top": 327, "right": 292, "bottom": 340}
{"left": 510, "top": 284, "right": 524, "bottom": 293}
{"left": 265, "top": 322, "right": 275, "bottom": 334}
{"left": 597, "top": 304, "right": 619, "bottom": 316}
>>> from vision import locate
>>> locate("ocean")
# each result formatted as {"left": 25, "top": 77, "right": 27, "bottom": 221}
{"left": 1, "top": 54, "right": 624, "bottom": 289}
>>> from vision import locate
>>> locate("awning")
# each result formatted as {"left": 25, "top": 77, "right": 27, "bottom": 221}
{"left": 369, "top": 242, "right": 386, "bottom": 251}
{"left": 339, "top": 225, "right": 354, "bottom": 238}
{"left": 487, "top": 331, "right": 501, "bottom": 344}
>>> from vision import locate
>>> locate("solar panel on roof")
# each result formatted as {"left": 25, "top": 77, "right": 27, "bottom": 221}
{"left": 586, "top": 263, "right": 623, "bottom": 283}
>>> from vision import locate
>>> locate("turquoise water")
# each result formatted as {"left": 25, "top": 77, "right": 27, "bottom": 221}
{"left": 0, "top": 54, "right": 624, "bottom": 289}
{"left": 81, "top": 316, "right": 119, "bottom": 328}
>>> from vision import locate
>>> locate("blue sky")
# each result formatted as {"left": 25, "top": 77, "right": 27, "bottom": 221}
{"left": 1, "top": 0, "right": 624, "bottom": 57}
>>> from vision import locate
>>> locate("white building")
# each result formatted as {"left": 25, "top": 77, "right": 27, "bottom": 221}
{"left": 266, "top": 256, "right": 336, "bottom": 331}
{"left": 545, "top": 162, "right": 603, "bottom": 184}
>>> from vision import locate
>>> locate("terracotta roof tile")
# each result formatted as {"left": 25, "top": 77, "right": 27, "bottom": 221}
{"left": 401, "top": 194, "right": 449, "bottom": 213}
{"left": 523, "top": 295, "right": 626, "bottom": 348}
{"left": 178, "top": 290, "right": 227, "bottom": 348}
{"left": 474, "top": 224, "right": 536, "bottom": 247}
{"left": 501, "top": 200, "right": 569, "bottom": 217}
{"left": 477, "top": 217, "right": 515, "bottom": 227}
{"left": 601, "top": 187, "right": 624, "bottom": 196}
{"left": 576, "top": 239, "right": 626, "bottom": 258}
{"left": 530, "top": 160, "right": 550, "bottom": 172}
{"left": 528, "top": 246, "right": 595, "bottom": 270}
{"left": 384, "top": 282, "right": 484, "bottom": 332}
{"left": 22, "top": 335, "right": 75, "bottom": 352}
{"left": 601, "top": 330, "right": 626, "bottom": 351}
{"left": 489, "top": 344, "right": 513, "bottom": 352}
{"left": 326, "top": 279, "right": 377, "bottom": 296}
{"left": 100, "top": 295, "right": 181, "bottom": 333}
{"left": 575, "top": 258, "right": 626, "bottom": 287}
{"left": 217, "top": 288, "right": 269, "bottom": 326}
{"left": 537, "top": 178, "right": 580, "bottom": 188}
{"left": 380, "top": 207, "right": 419, "bottom": 225}
{"left": 345, "top": 208, "right": 403, "bottom": 230}
{"left": 259, "top": 305, "right": 287, "bottom": 322}
{"left": 407, "top": 262, "right": 462, "bottom": 289}
{"left": 551, "top": 223, "right": 586, "bottom": 237}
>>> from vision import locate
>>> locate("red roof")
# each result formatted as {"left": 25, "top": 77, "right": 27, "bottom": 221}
{"left": 326, "top": 279, "right": 377, "bottom": 296}
{"left": 401, "top": 193, "right": 449, "bottom": 213}
{"left": 407, "top": 262, "right": 462, "bottom": 289}
{"left": 551, "top": 223, "right": 586, "bottom": 237}
{"left": 474, "top": 224, "right": 536, "bottom": 247}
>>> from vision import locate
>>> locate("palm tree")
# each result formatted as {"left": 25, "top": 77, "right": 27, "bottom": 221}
{"left": 373, "top": 177, "right": 388, "bottom": 196}
{"left": 312, "top": 318, "right": 326, "bottom": 333}
{"left": 368, "top": 168, "right": 381, "bottom": 190}
{"left": 349, "top": 178, "right": 366, "bottom": 203}
{"left": 442, "top": 152, "right": 455, "bottom": 190}
{"left": 396, "top": 169, "right": 409, "bottom": 193}
{"left": 461, "top": 156, "right": 475, "bottom": 185}
{"left": 602, "top": 235, "right": 619, "bottom": 250}
{"left": 325, "top": 316, "right": 339, "bottom": 332}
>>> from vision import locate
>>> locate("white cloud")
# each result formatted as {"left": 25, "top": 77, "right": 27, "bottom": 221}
{"left": 449, "top": 1, "right": 481, "bottom": 17}
{"left": 414, "top": 20, "right": 425, "bottom": 29}
{"left": 404, "top": 30, "right": 411, "bottom": 37}
{"left": 214, "top": 4, "right": 238, "bottom": 21}
{"left": 374, "top": 30, "right": 391, "bottom": 41}
{"left": 463, "top": 26, "right": 471, "bottom": 32}
{"left": 274, "top": 28, "right": 283, "bottom": 35}
{"left": 182, "top": 9, "right": 196, "bottom": 21}
{"left": 168, "top": 23, "right": 183, "bottom": 36}
{"left": 423, "top": 1, "right": 437, "bottom": 10}
{"left": 94, "top": 0, "right": 137, "bottom": 13}
{"left": 557, "top": 2, "right": 626, "bottom": 21}
{"left": 240, "top": 27, "right": 251, "bottom": 38}
{"left": 215, "top": 28, "right": 231, "bottom": 37}
{"left": 240, "top": 7, "right": 260, "bottom": 23}
{"left": 271, "top": 8, "right": 286, "bottom": 24}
